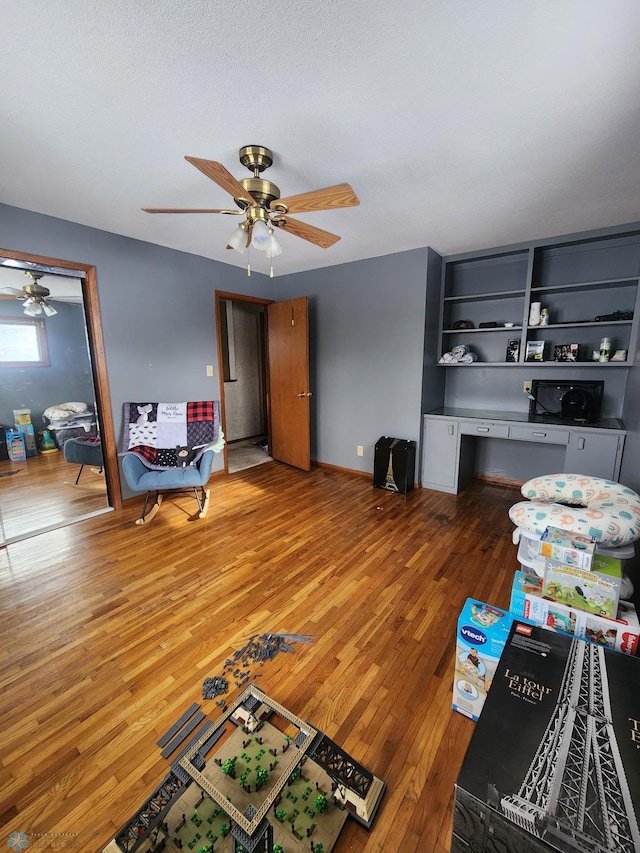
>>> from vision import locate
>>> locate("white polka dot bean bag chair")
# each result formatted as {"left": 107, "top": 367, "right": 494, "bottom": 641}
{"left": 509, "top": 473, "right": 640, "bottom": 548}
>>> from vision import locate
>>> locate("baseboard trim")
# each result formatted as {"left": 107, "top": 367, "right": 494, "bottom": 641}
{"left": 312, "top": 460, "right": 372, "bottom": 480}
{"left": 473, "top": 473, "right": 524, "bottom": 489}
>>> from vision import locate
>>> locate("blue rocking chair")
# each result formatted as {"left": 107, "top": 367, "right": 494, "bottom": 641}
{"left": 122, "top": 449, "right": 215, "bottom": 525}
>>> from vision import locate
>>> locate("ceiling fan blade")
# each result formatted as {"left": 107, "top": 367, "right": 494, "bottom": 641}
{"left": 0, "top": 287, "right": 25, "bottom": 296}
{"left": 49, "top": 295, "right": 84, "bottom": 304}
{"left": 274, "top": 216, "right": 340, "bottom": 248}
{"left": 142, "top": 207, "right": 241, "bottom": 214}
{"left": 273, "top": 183, "right": 359, "bottom": 215}
{"left": 185, "top": 157, "right": 255, "bottom": 206}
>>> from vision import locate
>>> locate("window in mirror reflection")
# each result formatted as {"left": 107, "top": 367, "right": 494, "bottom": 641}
{"left": 0, "top": 316, "right": 50, "bottom": 367}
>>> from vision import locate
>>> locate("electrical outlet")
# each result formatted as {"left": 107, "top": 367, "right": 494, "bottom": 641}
{"left": 357, "top": 445, "right": 364, "bottom": 457}
{"left": 523, "top": 380, "right": 532, "bottom": 395}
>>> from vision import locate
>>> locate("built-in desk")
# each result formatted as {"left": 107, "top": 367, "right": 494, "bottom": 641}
{"left": 422, "top": 408, "right": 626, "bottom": 494}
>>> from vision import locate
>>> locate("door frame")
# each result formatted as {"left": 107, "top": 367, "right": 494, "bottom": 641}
{"left": 214, "top": 290, "right": 273, "bottom": 473}
{"left": 0, "top": 247, "right": 121, "bottom": 510}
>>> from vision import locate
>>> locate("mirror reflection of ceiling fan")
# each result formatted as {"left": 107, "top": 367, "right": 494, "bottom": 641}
{"left": 0, "top": 270, "right": 83, "bottom": 317}
{"left": 143, "top": 145, "right": 359, "bottom": 274}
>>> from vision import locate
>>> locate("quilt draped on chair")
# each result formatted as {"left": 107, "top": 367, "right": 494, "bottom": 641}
{"left": 121, "top": 401, "right": 224, "bottom": 470}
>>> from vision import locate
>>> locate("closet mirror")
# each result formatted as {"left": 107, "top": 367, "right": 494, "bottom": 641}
{"left": 0, "top": 260, "right": 113, "bottom": 545}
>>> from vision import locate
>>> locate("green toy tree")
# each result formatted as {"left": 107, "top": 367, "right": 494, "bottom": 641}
{"left": 273, "top": 846, "right": 283, "bottom": 853}
{"left": 255, "top": 766, "right": 269, "bottom": 788}
{"left": 221, "top": 757, "right": 236, "bottom": 779}
{"left": 276, "top": 808, "right": 287, "bottom": 823}
{"left": 314, "top": 792, "right": 328, "bottom": 814}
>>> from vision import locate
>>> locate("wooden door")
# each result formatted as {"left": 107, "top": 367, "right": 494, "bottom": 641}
{"left": 267, "top": 297, "right": 311, "bottom": 471}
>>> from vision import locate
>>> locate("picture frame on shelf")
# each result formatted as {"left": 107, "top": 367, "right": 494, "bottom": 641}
{"left": 505, "top": 339, "right": 520, "bottom": 362}
{"left": 525, "top": 340, "right": 545, "bottom": 362}
{"left": 554, "top": 343, "right": 580, "bottom": 362}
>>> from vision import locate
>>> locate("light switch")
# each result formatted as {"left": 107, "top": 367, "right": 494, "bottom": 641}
{"left": 206, "top": 365, "right": 214, "bottom": 377}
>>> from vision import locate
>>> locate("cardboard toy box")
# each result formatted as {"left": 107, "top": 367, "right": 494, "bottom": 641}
{"left": 17, "top": 423, "right": 38, "bottom": 457}
{"left": 12, "top": 408, "right": 32, "bottom": 425}
{"left": 510, "top": 569, "right": 639, "bottom": 655}
{"left": 5, "top": 429, "right": 26, "bottom": 461}
{"left": 538, "top": 525, "right": 595, "bottom": 570}
{"left": 542, "top": 556, "right": 622, "bottom": 619}
{"left": 453, "top": 599, "right": 524, "bottom": 722}
{"left": 452, "top": 622, "right": 640, "bottom": 853}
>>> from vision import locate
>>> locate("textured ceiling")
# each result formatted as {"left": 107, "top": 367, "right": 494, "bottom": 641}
{"left": 2, "top": 1, "right": 640, "bottom": 276}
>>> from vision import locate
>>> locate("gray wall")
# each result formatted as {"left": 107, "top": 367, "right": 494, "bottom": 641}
{"left": 274, "top": 249, "right": 430, "bottom": 473}
{"left": 3, "top": 201, "right": 639, "bottom": 500}
{"left": 0, "top": 299, "right": 95, "bottom": 428}
{"left": 443, "top": 364, "right": 628, "bottom": 419}
{"left": 0, "top": 203, "right": 275, "bottom": 497}
{"left": 619, "top": 325, "right": 640, "bottom": 493}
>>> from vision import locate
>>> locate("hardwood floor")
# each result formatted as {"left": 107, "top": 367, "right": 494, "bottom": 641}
{"left": 0, "top": 461, "right": 522, "bottom": 852}
{"left": 0, "top": 450, "right": 110, "bottom": 543}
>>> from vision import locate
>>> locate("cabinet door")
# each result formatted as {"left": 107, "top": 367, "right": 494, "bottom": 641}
{"left": 422, "top": 418, "right": 462, "bottom": 493}
{"left": 565, "top": 432, "right": 623, "bottom": 481}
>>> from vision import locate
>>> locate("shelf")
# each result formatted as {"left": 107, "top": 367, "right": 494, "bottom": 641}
{"left": 438, "top": 229, "right": 640, "bottom": 383}
{"left": 443, "top": 326, "right": 522, "bottom": 334}
{"left": 438, "top": 360, "right": 630, "bottom": 368}
{"left": 438, "top": 362, "right": 523, "bottom": 367}
{"left": 444, "top": 289, "right": 525, "bottom": 303}
{"left": 531, "top": 276, "right": 637, "bottom": 295}
{"left": 520, "top": 361, "right": 630, "bottom": 367}
{"left": 525, "top": 320, "right": 632, "bottom": 330}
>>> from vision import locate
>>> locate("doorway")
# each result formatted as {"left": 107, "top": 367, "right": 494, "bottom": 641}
{"left": 215, "top": 291, "right": 312, "bottom": 475}
{"left": 216, "top": 292, "right": 273, "bottom": 474}
{"left": 0, "top": 248, "right": 120, "bottom": 545}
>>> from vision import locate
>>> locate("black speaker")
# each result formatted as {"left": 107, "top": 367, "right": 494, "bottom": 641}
{"left": 373, "top": 436, "right": 416, "bottom": 494}
{"left": 560, "top": 388, "right": 597, "bottom": 422}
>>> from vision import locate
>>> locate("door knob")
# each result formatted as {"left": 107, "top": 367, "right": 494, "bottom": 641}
{"left": 297, "top": 392, "right": 313, "bottom": 397}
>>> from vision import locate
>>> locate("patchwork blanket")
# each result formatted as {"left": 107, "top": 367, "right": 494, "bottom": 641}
{"left": 121, "top": 401, "right": 224, "bottom": 469}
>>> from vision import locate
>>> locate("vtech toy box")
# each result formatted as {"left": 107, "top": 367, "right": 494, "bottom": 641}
{"left": 6, "top": 429, "right": 26, "bottom": 461}
{"left": 453, "top": 598, "right": 524, "bottom": 722}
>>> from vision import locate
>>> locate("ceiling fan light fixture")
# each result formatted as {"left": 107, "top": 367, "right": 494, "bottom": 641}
{"left": 250, "top": 219, "right": 271, "bottom": 251}
{"left": 227, "top": 223, "right": 249, "bottom": 254}
{"left": 42, "top": 302, "right": 57, "bottom": 317}
{"left": 23, "top": 299, "right": 42, "bottom": 317}
{"left": 266, "top": 229, "right": 282, "bottom": 259}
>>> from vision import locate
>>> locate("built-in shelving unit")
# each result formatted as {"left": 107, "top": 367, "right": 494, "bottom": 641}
{"left": 438, "top": 233, "right": 640, "bottom": 368}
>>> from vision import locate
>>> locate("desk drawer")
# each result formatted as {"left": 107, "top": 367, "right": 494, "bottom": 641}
{"left": 509, "top": 425, "right": 570, "bottom": 445}
{"left": 459, "top": 421, "right": 509, "bottom": 438}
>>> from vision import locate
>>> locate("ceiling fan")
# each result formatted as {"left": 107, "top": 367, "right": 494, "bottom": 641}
{"left": 143, "top": 145, "right": 359, "bottom": 273}
{"left": 0, "top": 271, "right": 81, "bottom": 316}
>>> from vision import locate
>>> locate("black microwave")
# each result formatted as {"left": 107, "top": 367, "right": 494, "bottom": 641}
{"left": 528, "top": 380, "right": 604, "bottom": 424}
